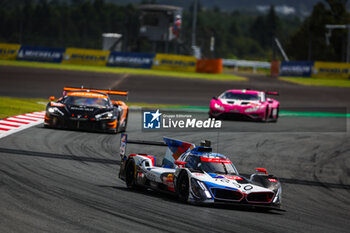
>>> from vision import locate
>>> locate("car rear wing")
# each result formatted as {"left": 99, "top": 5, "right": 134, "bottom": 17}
{"left": 120, "top": 134, "right": 194, "bottom": 168}
{"left": 265, "top": 91, "right": 279, "bottom": 96}
{"left": 63, "top": 86, "right": 128, "bottom": 96}
{"left": 120, "top": 133, "right": 167, "bottom": 159}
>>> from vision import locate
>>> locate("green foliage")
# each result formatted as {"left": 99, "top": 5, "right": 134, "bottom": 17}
{"left": 181, "top": 5, "right": 299, "bottom": 59}
{"left": 0, "top": 0, "right": 301, "bottom": 60}
{"left": 1, "top": 0, "right": 140, "bottom": 49}
{"left": 0, "top": 96, "right": 46, "bottom": 119}
{"left": 287, "top": 0, "right": 350, "bottom": 61}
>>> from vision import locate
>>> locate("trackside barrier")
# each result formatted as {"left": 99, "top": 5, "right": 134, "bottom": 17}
{"left": 279, "top": 61, "right": 314, "bottom": 77}
{"left": 312, "top": 61, "right": 350, "bottom": 80}
{"left": 152, "top": 53, "right": 197, "bottom": 72}
{"left": 62, "top": 48, "right": 110, "bottom": 66}
{"left": 223, "top": 59, "right": 270, "bottom": 73}
{"left": 17, "top": 45, "right": 66, "bottom": 63}
{"left": 0, "top": 43, "right": 21, "bottom": 60}
{"left": 270, "top": 61, "right": 279, "bottom": 78}
{"left": 0, "top": 43, "right": 247, "bottom": 75}
{"left": 107, "top": 52, "right": 155, "bottom": 69}
{"left": 196, "top": 58, "right": 223, "bottom": 74}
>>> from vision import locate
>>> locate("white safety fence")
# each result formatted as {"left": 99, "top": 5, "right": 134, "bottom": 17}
{"left": 223, "top": 59, "right": 271, "bottom": 73}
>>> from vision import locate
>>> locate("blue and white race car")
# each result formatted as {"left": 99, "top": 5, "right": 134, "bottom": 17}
{"left": 118, "top": 134, "right": 282, "bottom": 208}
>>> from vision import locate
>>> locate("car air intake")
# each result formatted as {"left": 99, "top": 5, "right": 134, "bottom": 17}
{"left": 211, "top": 188, "right": 243, "bottom": 201}
{"left": 227, "top": 101, "right": 235, "bottom": 104}
{"left": 241, "top": 102, "right": 250, "bottom": 105}
{"left": 246, "top": 192, "right": 274, "bottom": 203}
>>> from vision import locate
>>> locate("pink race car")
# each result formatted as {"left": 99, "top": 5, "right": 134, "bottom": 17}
{"left": 209, "top": 89, "right": 279, "bottom": 122}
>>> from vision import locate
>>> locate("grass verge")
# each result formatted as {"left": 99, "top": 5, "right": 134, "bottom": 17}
{"left": 0, "top": 59, "right": 247, "bottom": 81}
{"left": 279, "top": 77, "right": 350, "bottom": 87}
{"left": 0, "top": 97, "right": 47, "bottom": 119}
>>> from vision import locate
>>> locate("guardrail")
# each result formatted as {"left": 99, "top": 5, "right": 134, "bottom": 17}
{"left": 279, "top": 61, "right": 350, "bottom": 79}
{"left": 223, "top": 59, "right": 271, "bottom": 73}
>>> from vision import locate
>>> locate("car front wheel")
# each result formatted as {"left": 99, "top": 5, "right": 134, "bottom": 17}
{"left": 176, "top": 171, "right": 190, "bottom": 203}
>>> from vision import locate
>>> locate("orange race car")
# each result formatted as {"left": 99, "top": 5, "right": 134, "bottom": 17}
{"left": 44, "top": 87, "right": 129, "bottom": 133}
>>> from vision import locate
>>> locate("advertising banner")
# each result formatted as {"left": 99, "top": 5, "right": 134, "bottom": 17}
{"left": 17, "top": 45, "right": 65, "bottom": 63}
{"left": 196, "top": 59, "right": 223, "bottom": 74}
{"left": 152, "top": 53, "right": 197, "bottom": 72}
{"left": 107, "top": 52, "right": 155, "bottom": 69}
{"left": 279, "top": 61, "right": 314, "bottom": 77}
{"left": 62, "top": 48, "right": 110, "bottom": 66}
{"left": 0, "top": 43, "right": 21, "bottom": 60}
{"left": 312, "top": 61, "right": 350, "bottom": 80}
{"left": 270, "top": 60, "right": 280, "bottom": 78}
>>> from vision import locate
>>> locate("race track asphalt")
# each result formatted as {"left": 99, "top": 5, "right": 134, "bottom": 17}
{"left": 1, "top": 66, "right": 350, "bottom": 108}
{"left": 0, "top": 66, "right": 349, "bottom": 233}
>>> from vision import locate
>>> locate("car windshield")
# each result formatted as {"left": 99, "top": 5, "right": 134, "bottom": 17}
{"left": 222, "top": 92, "right": 260, "bottom": 101}
{"left": 64, "top": 96, "right": 109, "bottom": 108}
{"left": 200, "top": 161, "right": 237, "bottom": 175}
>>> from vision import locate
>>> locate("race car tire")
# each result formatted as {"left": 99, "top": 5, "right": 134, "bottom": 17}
{"left": 113, "top": 128, "right": 118, "bottom": 134}
{"left": 263, "top": 107, "right": 269, "bottom": 122}
{"left": 107, "top": 125, "right": 118, "bottom": 134}
{"left": 125, "top": 159, "right": 137, "bottom": 189}
{"left": 115, "top": 115, "right": 121, "bottom": 134}
{"left": 176, "top": 171, "right": 190, "bottom": 203}
{"left": 120, "top": 112, "right": 128, "bottom": 133}
{"left": 271, "top": 107, "right": 279, "bottom": 123}
{"left": 115, "top": 121, "right": 120, "bottom": 134}
{"left": 208, "top": 112, "right": 216, "bottom": 119}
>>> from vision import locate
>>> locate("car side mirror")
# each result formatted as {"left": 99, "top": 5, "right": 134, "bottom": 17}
{"left": 255, "top": 167, "right": 268, "bottom": 175}
{"left": 175, "top": 161, "right": 187, "bottom": 168}
{"left": 49, "top": 96, "right": 55, "bottom": 101}
{"left": 212, "top": 96, "right": 218, "bottom": 100}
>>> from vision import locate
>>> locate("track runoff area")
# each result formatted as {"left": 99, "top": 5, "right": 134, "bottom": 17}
{"left": 0, "top": 66, "right": 349, "bottom": 233}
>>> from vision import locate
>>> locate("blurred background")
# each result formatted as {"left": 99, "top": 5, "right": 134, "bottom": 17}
{"left": 1, "top": 0, "right": 349, "bottom": 62}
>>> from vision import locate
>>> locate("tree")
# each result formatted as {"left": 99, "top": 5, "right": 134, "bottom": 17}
{"left": 287, "top": 0, "right": 350, "bottom": 61}
{"left": 250, "top": 6, "right": 281, "bottom": 49}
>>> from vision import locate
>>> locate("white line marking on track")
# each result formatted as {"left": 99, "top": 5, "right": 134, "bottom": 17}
{"left": 110, "top": 73, "right": 129, "bottom": 89}
{"left": 12, "top": 116, "right": 38, "bottom": 121}
{"left": 0, "top": 124, "right": 19, "bottom": 129}
{"left": 5, "top": 118, "right": 31, "bottom": 124}
{"left": 0, "top": 111, "right": 45, "bottom": 139}
{"left": 24, "top": 114, "right": 44, "bottom": 118}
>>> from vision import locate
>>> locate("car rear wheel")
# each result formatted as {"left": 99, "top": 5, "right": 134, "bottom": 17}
{"left": 271, "top": 107, "right": 279, "bottom": 123}
{"left": 176, "top": 171, "right": 189, "bottom": 203}
{"left": 208, "top": 112, "right": 216, "bottom": 119}
{"left": 125, "top": 159, "right": 137, "bottom": 189}
{"left": 120, "top": 112, "right": 128, "bottom": 132}
{"left": 114, "top": 115, "right": 121, "bottom": 133}
{"left": 263, "top": 107, "right": 269, "bottom": 122}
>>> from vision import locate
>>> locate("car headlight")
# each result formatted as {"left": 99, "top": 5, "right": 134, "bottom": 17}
{"left": 47, "top": 107, "right": 64, "bottom": 116}
{"left": 245, "top": 106, "right": 262, "bottom": 113}
{"left": 214, "top": 103, "right": 225, "bottom": 111}
{"left": 95, "top": 111, "right": 114, "bottom": 120}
